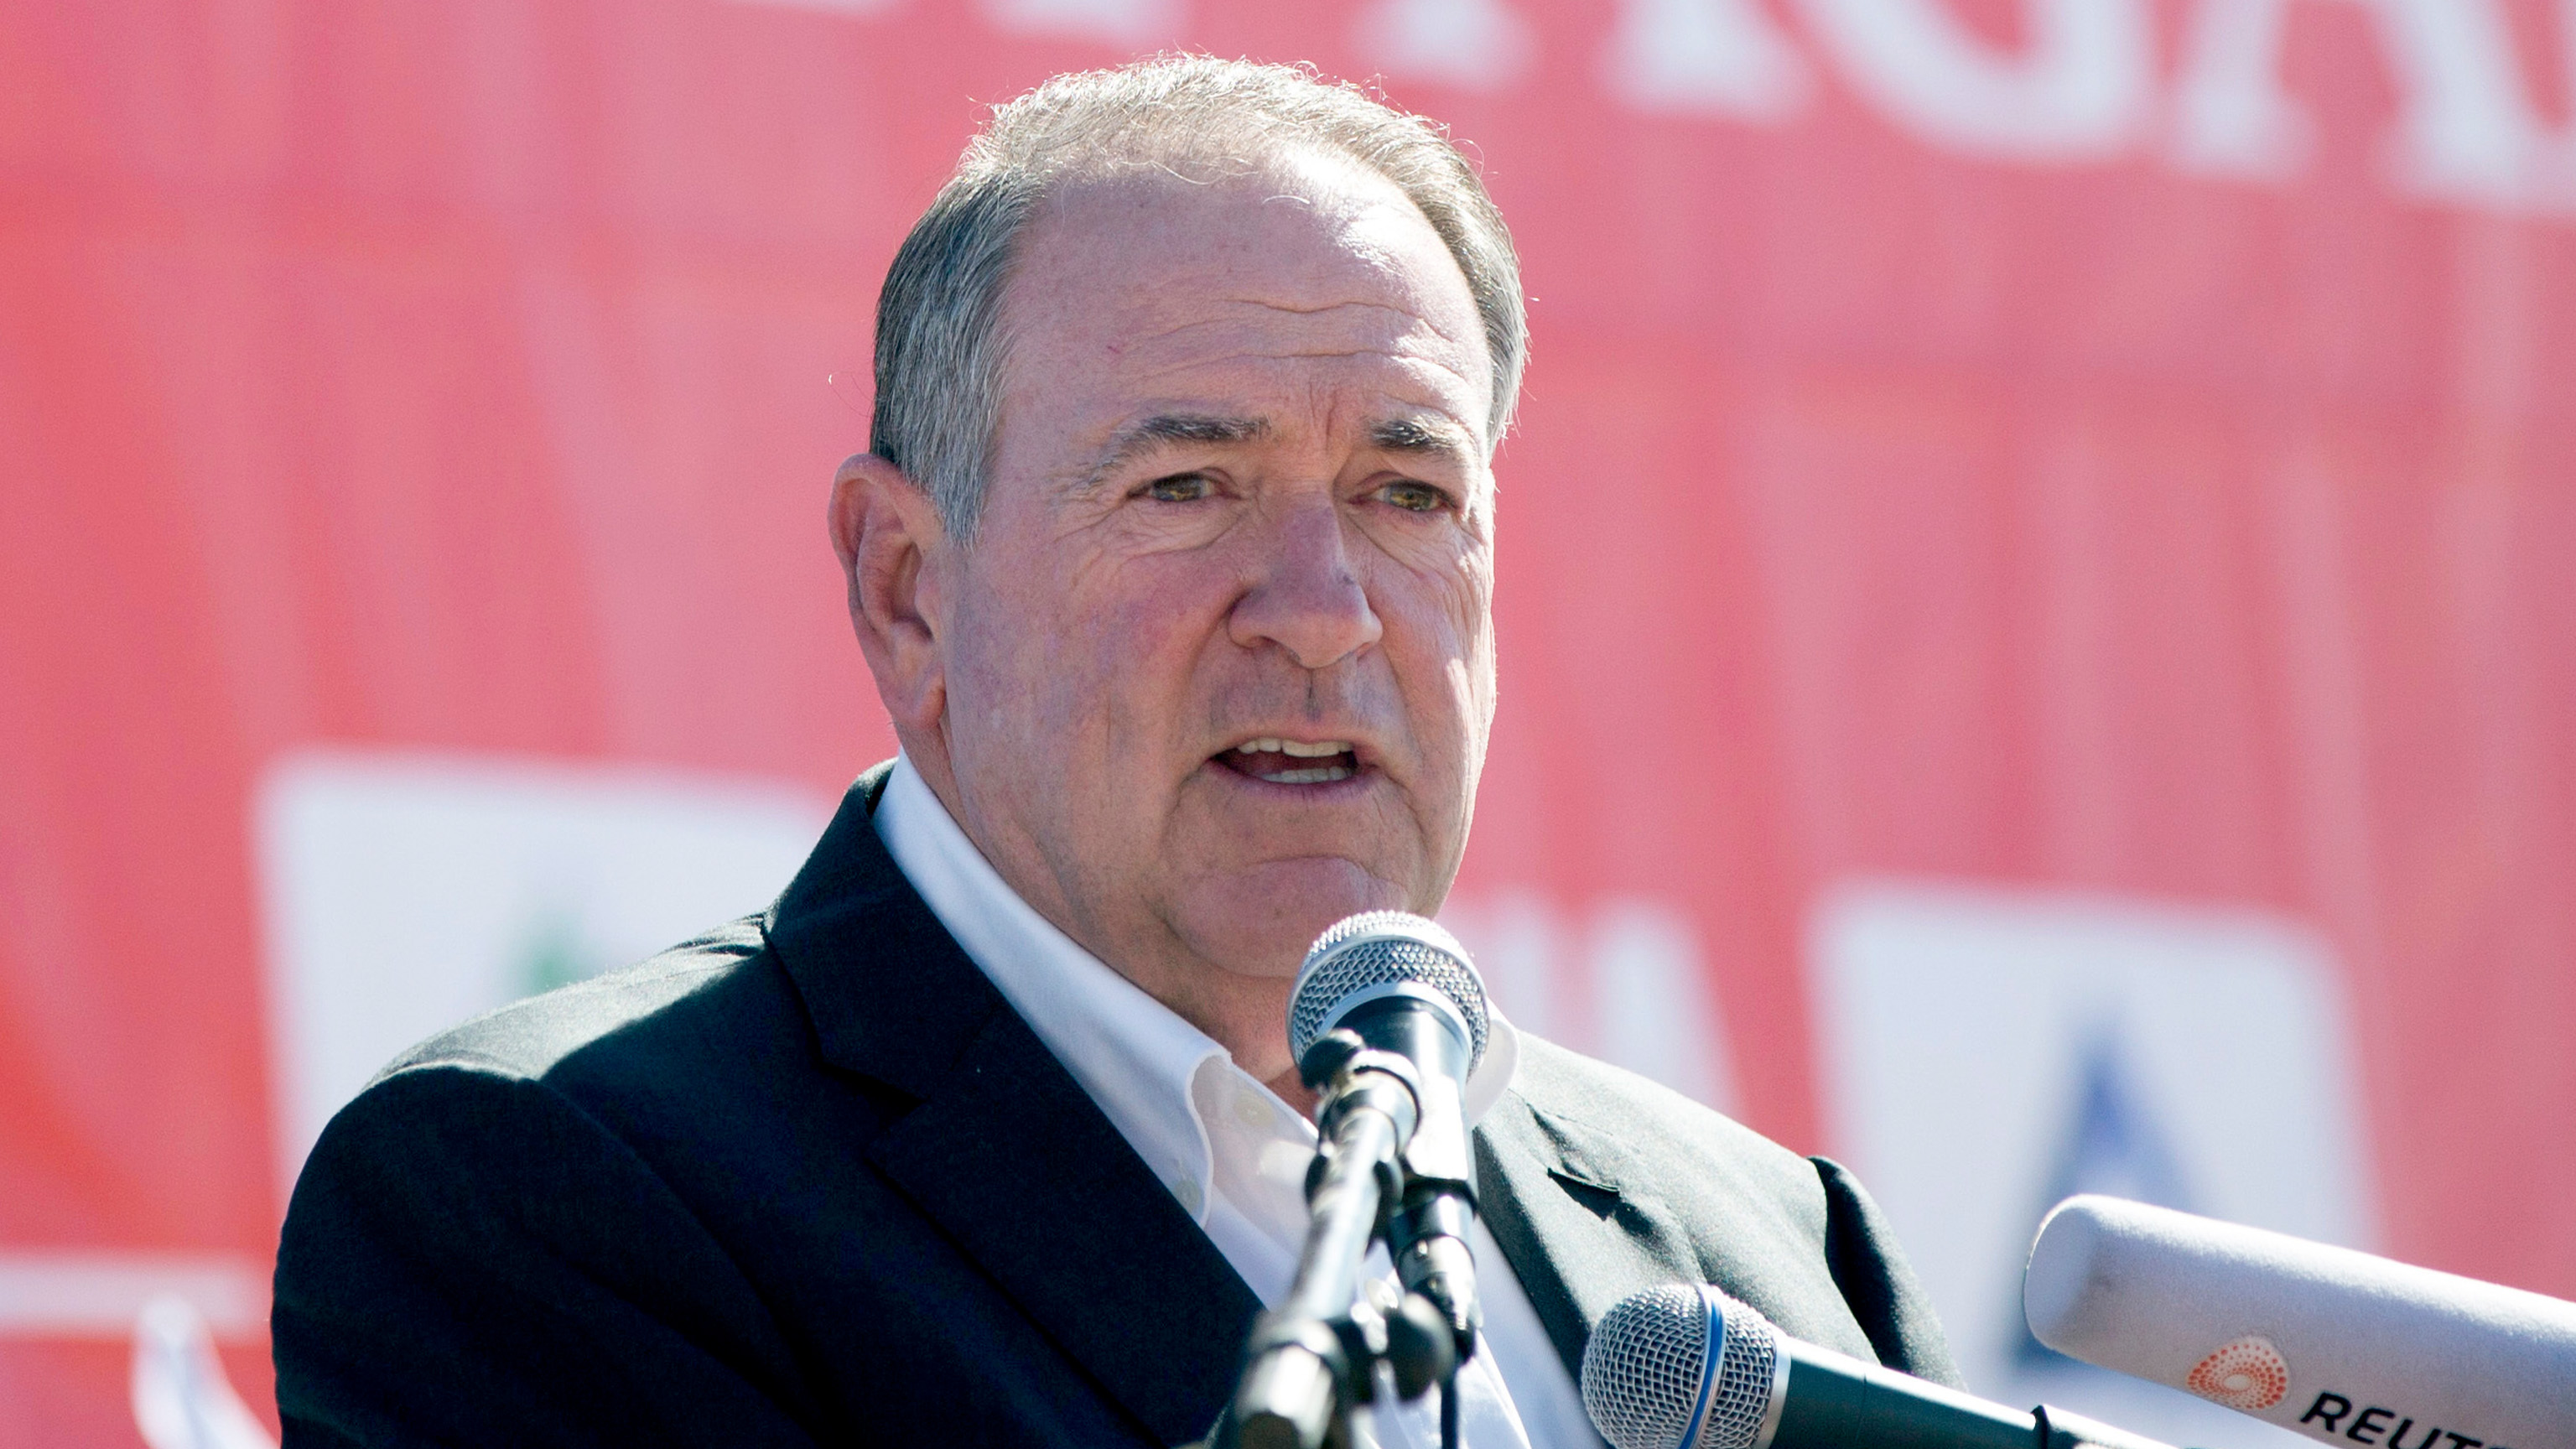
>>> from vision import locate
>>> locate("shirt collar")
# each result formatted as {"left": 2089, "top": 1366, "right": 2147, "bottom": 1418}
{"left": 870, "top": 756, "right": 1521, "bottom": 1216}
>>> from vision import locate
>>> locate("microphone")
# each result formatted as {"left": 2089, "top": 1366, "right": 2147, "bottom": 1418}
{"left": 1227, "top": 911, "right": 1491, "bottom": 1449}
{"left": 2024, "top": 1195, "right": 2576, "bottom": 1449}
{"left": 1287, "top": 911, "right": 1490, "bottom": 1356}
{"left": 1579, "top": 1283, "right": 2174, "bottom": 1449}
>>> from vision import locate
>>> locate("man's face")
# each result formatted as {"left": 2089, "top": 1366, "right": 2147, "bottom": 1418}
{"left": 928, "top": 150, "right": 1498, "bottom": 1070}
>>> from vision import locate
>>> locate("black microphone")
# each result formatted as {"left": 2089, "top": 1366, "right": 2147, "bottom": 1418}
{"left": 1227, "top": 911, "right": 1491, "bottom": 1449}
{"left": 1288, "top": 911, "right": 1489, "bottom": 1357}
{"left": 1580, "top": 1283, "right": 2176, "bottom": 1449}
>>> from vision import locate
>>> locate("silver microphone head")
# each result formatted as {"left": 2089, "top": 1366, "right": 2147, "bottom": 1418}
{"left": 1288, "top": 911, "right": 1489, "bottom": 1073}
{"left": 1581, "top": 1284, "right": 1784, "bottom": 1449}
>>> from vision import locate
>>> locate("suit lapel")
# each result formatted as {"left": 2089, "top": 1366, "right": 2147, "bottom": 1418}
{"left": 1474, "top": 1092, "right": 1705, "bottom": 1382}
{"left": 767, "top": 768, "right": 1261, "bottom": 1446}
{"left": 865, "top": 1007, "right": 1260, "bottom": 1446}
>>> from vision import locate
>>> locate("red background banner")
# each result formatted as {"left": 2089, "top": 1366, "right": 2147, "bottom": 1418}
{"left": 6, "top": 1, "right": 2573, "bottom": 1441}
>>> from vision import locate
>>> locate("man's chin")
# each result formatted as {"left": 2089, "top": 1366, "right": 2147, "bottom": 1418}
{"left": 1173, "top": 858, "right": 1415, "bottom": 977}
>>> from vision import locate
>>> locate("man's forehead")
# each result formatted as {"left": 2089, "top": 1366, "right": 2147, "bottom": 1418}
{"left": 1024, "top": 147, "right": 1429, "bottom": 260}
{"left": 1002, "top": 158, "right": 1489, "bottom": 391}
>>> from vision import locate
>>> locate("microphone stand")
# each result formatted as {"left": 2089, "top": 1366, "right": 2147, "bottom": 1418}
{"left": 1223, "top": 1032, "right": 1462, "bottom": 1449}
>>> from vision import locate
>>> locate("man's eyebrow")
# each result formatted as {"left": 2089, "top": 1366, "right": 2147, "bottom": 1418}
{"left": 1081, "top": 413, "right": 1270, "bottom": 490}
{"left": 1368, "top": 415, "right": 1476, "bottom": 458}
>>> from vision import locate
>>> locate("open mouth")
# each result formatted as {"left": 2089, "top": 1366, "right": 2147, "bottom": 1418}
{"left": 1215, "top": 737, "right": 1362, "bottom": 786}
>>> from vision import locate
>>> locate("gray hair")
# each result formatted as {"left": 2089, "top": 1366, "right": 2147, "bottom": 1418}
{"left": 870, "top": 55, "right": 1528, "bottom": 540}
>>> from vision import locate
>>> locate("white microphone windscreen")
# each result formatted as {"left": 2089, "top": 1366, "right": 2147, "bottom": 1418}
{"left": 2024, "top": 1195, "right": 2576, "bottom": 1449}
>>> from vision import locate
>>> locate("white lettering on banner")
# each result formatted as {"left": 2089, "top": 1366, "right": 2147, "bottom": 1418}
{"left": 1440, "top": 892, "right": 1742, "bottom": 1118}
{"left": 1791, "top": 0, "right": 2155, "bottom": 161}
{"left": 2360, "top": 0, "right": 2563, "bottom": 205}
{"left": 979, "top": 0, "right": 1181, "bottom": 44}
{"left": 1354, "top": 0, "right": 1536, "bottom": 92}
{"left": 1602, "top": 0, "right": 1814, "bottom": 119}
{"left": 1781, "top": 0, "right": 2576, "bottom": 212}
{"left": 2168, "top": 0, "right": 2314, "bottom": 178}
{"left": 2169, "top": 0, "right": 2574, "bottom": 208}
{"left": 729, "top": 0, "right": 2576, "bottom": 217}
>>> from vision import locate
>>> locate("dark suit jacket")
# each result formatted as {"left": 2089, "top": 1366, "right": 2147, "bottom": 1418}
{"left": 273, "top": 764, "right": 1958, "bottom": 1446}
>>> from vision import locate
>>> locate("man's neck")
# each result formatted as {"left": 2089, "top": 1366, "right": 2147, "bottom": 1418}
{"left": 889, "top": 737, "right": 1313, "bottom": 1112}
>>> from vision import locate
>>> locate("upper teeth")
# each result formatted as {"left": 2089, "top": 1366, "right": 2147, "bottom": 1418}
{"left": 1236, "top": 738, "right": 1352, "bottom": 758}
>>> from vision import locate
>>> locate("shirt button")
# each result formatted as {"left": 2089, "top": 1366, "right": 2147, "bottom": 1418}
{"left": 1171, "top": 1177, "right": 1205, "bottom": 1215}
{"left": 1231, "top": 1091, "right": 1272, "bottom": 1130}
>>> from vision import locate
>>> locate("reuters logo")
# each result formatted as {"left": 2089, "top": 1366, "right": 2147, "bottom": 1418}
{"left": 2186, "top": 1335, "right": 2289, "bottom": 1410}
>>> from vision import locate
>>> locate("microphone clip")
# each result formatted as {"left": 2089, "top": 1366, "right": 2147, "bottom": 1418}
{"left": 1222, "top": 1031, "right": 1463, "bottom": 1449}
{"left": 1303, "top": 1031, "right": 1483, "bottom": 1367}
{"left": 1300, "top": 1031, "right": 1423, "bottom": 1206}
{"left": 1300, "top": 1031, "right": 1465, "bottom": 1394}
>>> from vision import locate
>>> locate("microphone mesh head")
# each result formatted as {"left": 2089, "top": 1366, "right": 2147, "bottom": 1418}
{"left": 1288, "top": 911, "right": 1488, "bottom": 1072}
{"left": 1581, "top": 1285, "right": 1781, "bottom": 1449}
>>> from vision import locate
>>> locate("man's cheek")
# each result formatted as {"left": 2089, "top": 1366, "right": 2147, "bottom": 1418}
{"left": 1092, "top": 579, "right": 1215, "bottom": 688}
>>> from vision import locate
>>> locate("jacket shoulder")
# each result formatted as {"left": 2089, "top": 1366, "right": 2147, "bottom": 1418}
{"left": 1494, "top": 1035, "right": 1960, "bottom": 1385}
{"left": 276, "top": 919, "right": 832, "bottom": 1446}
{"left": 1505, "top": 1034, "right": 1826, "bottom": 1208}
{"left": 377, "top": 915, "right": 773, "bottom": 1087}
{"left": 340, "top": 911, "right": 881, "bottom": 1206}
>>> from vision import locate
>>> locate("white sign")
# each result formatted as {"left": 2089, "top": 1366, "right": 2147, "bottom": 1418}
{"left": 1812, "top": 878, "right": 2375, "bottom": 1448}
{"left": 255, "top": 750, "right": 829, "bottom": 1194}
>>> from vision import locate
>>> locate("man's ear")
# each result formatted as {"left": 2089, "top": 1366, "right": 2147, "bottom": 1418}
{"left": 828, "top": 453, "right": 949, "bottom": 739}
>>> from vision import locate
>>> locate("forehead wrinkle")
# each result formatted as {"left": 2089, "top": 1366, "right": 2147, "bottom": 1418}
{"left": 1104, "top": 299, "right": 1474, "bottom": 361}
{"left": 1114, "top": 348, "right": 1489, "bottom": 454}
{"left": 1091, "top": 340, "right": 1486, "bottom": 439}
{"left": 1113, "top": 327, "right": 1485, "bottom": 395}
{"left": 1217, "top": 294, "right": 1424, "bottom": 321}
{"left": 1122, "top": 348, "right": 1467, "bottom": 382}
{"left": 1013, "top": 158, "right": 1488, "bottom": 347}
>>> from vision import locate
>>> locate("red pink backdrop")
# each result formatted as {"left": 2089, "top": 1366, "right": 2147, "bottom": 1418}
{"left": 6, "top": 1, "right": 2573, "bottom": 1441}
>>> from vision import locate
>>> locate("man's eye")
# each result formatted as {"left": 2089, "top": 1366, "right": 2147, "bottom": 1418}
{"left": 1141, "top": 473, "right": 1214, "bottom": 503}
{"left": 1379, "top": 480, "right": 1449, "bottom": 513}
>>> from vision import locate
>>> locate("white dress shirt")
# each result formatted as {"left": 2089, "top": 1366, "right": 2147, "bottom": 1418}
{"left": 874, "top": 757, "right": 1604, "bottom": 1449}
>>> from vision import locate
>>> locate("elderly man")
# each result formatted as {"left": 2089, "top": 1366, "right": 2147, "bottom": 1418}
{"left": 273, "top": 58, "right": 1955, "bottom": 1448}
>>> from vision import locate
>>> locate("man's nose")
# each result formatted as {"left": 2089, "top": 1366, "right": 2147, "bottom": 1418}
{"left": 1228, "top": 499, "right": 1383, "bottom": 670}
